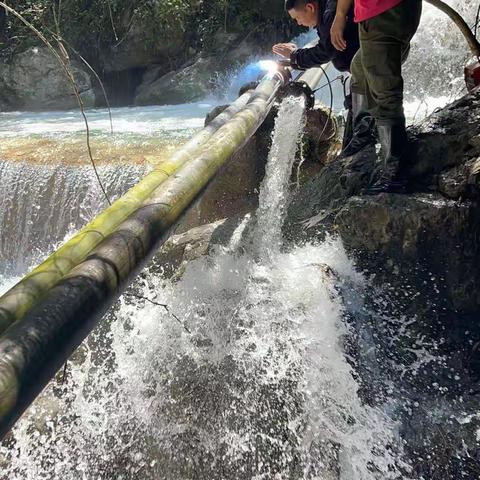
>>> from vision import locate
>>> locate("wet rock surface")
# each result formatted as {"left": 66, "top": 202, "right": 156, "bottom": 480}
{"left": 134, "top": 56, "right": 219, "bottom": 106}
{"left": 151, "top": 219, "right": 227, "bottom": 280}
{"left": 140, "top": 90, "right": 480, "bottom": 478}
{"left": 286, "top": 90, "right": 480, "bottom": 313}
{"left": 0, "top": 47, "right": 95, "bottom": 111}
{"left": 284, "top": 89, "right": 480, "bottom": 478}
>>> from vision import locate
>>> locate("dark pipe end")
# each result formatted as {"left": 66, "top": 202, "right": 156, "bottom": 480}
{"left": 277, "top": 80, "right": 316, "bottom": 110}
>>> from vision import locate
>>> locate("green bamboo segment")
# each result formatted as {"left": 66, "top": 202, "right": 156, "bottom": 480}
{"left": 0, "top": 73, "right": 290, "bottom": 436}
{"left": 0, "top": 90, "right": 253, "bottom": 335}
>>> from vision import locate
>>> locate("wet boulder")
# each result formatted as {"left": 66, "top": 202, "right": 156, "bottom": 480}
{"left": 99, "top": 16, "right": 185, "bottom": 74}
{"left": 335, "top": 193, "right": 480, "bottom": 313}
{"left": 0, "top": 46, "right": 95, "bottom": 111}
{"left": 286, "top": 89, "right": 480, "bottom": 316}
{"left": 150, "top": 219, "right": 227, "bottom": 279}
{"left": 134, "top": 56, "right": 219, "bottom": 106}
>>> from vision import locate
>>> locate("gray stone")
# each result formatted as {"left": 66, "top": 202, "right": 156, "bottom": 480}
{"left": 151, "top": 219, "right": 227, "bottom": 279}
{"left": 0, "top": 47, "right": 95, "bottom": 111}
{"left": 335, "top": 193, "right": 480, "bottom": 312}
{"left": 408, "top": 92, "right": 480, "bottom": 180}
{"left": 438, "top": 157, "right": 479, "bottom": 199}
{"left": 134, "top": 57, "right": 218, "bottom": 106}
{"left": 99, "top": 17, "right": 184, "bottom": 74}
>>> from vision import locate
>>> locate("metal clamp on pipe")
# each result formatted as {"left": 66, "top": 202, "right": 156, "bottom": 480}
{"left": 272, "top": 60, "right": 293, "bottom": 86}
{"left": 274, "top": 59, "right": 316, "bottom": 109}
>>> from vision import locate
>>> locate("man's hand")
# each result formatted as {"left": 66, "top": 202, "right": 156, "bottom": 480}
{"left": 272, "top": 43, "right": 297, "bottom": 59}
{"left": 330, "top": 14, "right": 348, "bottom": 51}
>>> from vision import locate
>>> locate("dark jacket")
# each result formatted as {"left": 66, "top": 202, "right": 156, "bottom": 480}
{"left": 290, "top": 0, "right": 359, "bottom": 72}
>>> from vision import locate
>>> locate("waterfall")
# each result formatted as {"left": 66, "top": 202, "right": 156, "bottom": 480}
{"left": 254, "top": 95, "right": 306, "bottom": 258}
{"left": 0, "top": 160, "right": 144, "bottom": 276}
{"left": 1, "top": 3, "right": 479, "bottom": 475}
{"left": 0, "top": 96, "right": 405, "bottom": 479}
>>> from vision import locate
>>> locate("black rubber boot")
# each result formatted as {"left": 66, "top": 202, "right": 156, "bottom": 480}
{"left": 340, "top": 92, "right": 376, "bottom": 158}
{"left": 365, "top": 122, "right": 408, "bottom": 194}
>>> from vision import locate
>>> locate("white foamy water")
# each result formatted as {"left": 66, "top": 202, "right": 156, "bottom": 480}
{"left": 0, "top": 102, "right": 216, "bottom": 139}
{"left": 254, "top": 96, "right": 306, "bottom": 257}
{"left": 1, "top": 4, "right": 479, "bottom": 476}
{"left": 0, "top": 96, "right": 404, "bottom": 479}
{"left": 403, "top": 0, "right": 478, "bottom": 119}
{"left": 0, "top": 160, "right": 144, "bottom": 276}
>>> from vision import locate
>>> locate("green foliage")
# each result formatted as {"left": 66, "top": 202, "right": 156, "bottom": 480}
{"left": 0, "top": 0, "right": 193, "bottom": 57}
{"left": 0, "top": 0, "right": 295, "bottom": 60}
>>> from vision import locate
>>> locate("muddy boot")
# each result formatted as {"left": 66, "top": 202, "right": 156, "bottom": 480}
{"left": 340, "top": 92, "right": 376, "bottom": 158}
{"left": 365, "top": 121, "right": 408, "bottom": 194}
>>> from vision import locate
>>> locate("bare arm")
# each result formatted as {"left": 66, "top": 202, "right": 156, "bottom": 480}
{"left": 331, "top": 0, "right": 354, "bottom": 51}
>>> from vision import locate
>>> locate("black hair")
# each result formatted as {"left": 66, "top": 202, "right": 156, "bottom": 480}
{"left": 284, "top": 0, "right": 316, "bottom": 10}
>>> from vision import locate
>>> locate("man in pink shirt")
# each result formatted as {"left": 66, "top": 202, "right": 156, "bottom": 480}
{"left": 330, "top": 0, "right": 422, "bottom": 193}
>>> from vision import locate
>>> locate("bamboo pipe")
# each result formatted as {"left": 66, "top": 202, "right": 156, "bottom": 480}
{"left": 425, "top": 0, "right": 480, "bottom": 58}
{"left": 0, "top": 63, "right": 326, "bottom": 437}
{"left": 0, "top": 90, "right": 253, "bottom": 335}
{"left": 0, "top": 73, "right": 291, "bottom": 438}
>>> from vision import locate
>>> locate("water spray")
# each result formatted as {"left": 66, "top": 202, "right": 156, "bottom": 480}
{"left": 425, "top": 0, "right": 480, "bottom": 91}
{"left": 257, "top": 59, "right": 317, "bottom": 109}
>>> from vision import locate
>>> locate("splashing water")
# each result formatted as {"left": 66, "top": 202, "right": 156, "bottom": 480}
{"left": 1, "top": 4, "right": 479, "bottom": 475}
{"left": 254, "top": 96, "right": 306, "bottom": 258}
{"left": 0, "top": 160, "right": 144, "bottom": 276}
{"left": 404, "top": 0, "right": 478, "bottom": 120}
{"left": 0, "top": 96, "right": 406, "bottom": 479}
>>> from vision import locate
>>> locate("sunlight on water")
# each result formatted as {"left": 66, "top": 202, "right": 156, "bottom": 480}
{"left": 0, "top": 103, "right": 216, "bottom": 168}
{"left": 0, "top": 103, "right": 215, "bottom": 139}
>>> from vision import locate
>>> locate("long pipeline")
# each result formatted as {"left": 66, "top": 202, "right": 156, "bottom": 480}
{"left": 0, "top": 89, "right": 254, "bottom": 335}
{"left": 0, "top": 66, "right": 327, "bottom": 438}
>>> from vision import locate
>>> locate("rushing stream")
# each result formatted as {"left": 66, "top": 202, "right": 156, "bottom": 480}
{"left": 1, "top": 1, "right": 480, "bottom": 477}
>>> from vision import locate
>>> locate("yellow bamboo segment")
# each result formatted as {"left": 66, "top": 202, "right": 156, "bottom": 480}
{"left": 0, "top": 91, "right": 253, "bottom": 334}
{"left": 0, "top": 65, "right": 336, "bottom": 437}
{"left": 0, "top": 74, "right": 287, "bottom": 434}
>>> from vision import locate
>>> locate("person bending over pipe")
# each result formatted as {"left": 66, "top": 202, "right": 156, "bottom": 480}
{"left": 272, "top": 0, "right": 377, "bottom": 158}
{"left": 331, "top": 0, "right": 422, "bottom": 193}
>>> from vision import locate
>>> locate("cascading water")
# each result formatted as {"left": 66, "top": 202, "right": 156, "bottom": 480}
{"left": 0, "top": 161, "right": 143, "bottom": 277}
{"left": 1, "top": 3, "right": 480, "bottom": 477}
{"left": 254, "top": 96, "right": 307, "bottom": 258}
{"left": 0, "top": 96, "right": 406, "bottom": 479}
{"left": 0, "top": 103, "right": 215, "bottom": 278}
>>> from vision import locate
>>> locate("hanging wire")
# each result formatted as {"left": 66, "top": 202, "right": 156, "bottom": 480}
{"left": 312, "top": 74, "right": 344, "bottom": 94}
{"left": 127, "top": 292, "right": 191, "bottom": 334}
{"left": 314, "top": 64, "right": 337, "bottom": 142}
